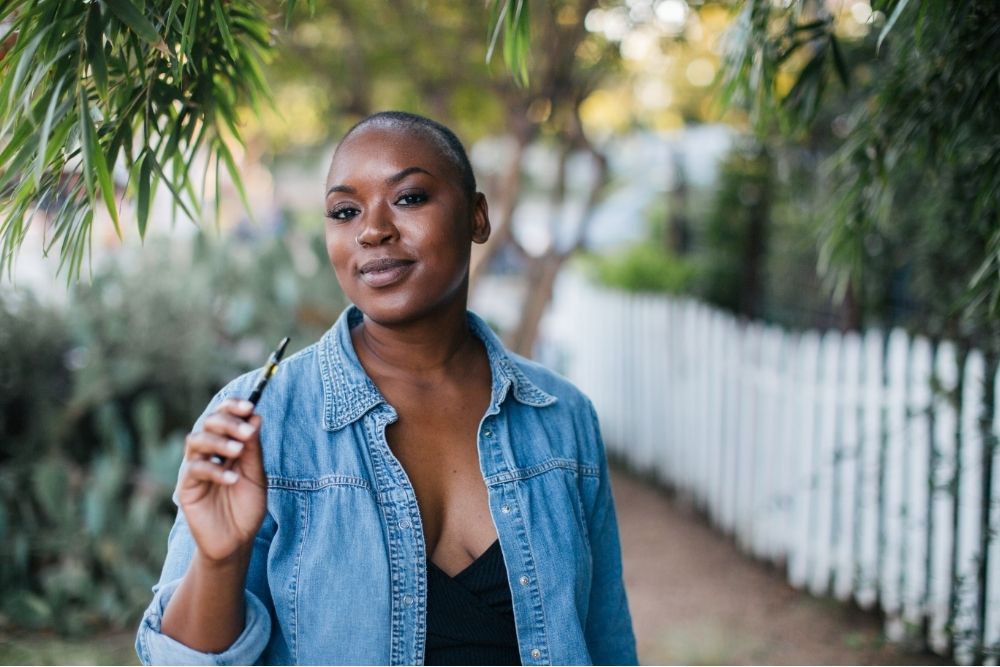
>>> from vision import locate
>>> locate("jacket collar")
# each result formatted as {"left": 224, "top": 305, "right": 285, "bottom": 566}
{"left": 319, "top": 305, "right": 556, "bottom": 431}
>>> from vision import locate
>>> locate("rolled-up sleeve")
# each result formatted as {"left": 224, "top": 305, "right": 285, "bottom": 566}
{"left": 134, "top": 507, "right": 273, "bottom": 665}
{"left": 583, "top": 400, "right": 638, "bottom": 666}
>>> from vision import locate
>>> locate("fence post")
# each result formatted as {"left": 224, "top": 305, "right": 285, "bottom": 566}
{"left": 789, "top": 331, "right": 820, "bottom": 588}
{"left": 834, "top": 331, "right": 862, "bottom": 601}
{"left": 882, "top": 329, "right": 910, "bottom": 638}
{"left": 903, "top": 337, "right": 933, "bottom": 640}
{"left": 928, "top": 341, "right": 959, "bottom": 654}
{"left": 954, "top": 350, "right": 986, "bottom": 664}
{"left": 983, "top": 364, "right": 1000, "bottom": 663}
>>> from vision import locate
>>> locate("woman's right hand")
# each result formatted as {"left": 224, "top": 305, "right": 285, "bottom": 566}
{"left": 177, "top": 399, "right": 267, "bottom": 563}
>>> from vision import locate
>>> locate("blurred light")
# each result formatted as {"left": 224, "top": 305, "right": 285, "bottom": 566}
{"left": 580, "top": 88, "right": 632, "bottom": 135}
{"left": 584, "top": 8, "right": 604, "bottom": 33}
{"left": 635, "top": 79, "right": 674, "bottom": 110}
{"left": 685, "top": 16, "right": 704, "bottom": 43}
{"left": 295, "top": 23, "right": 323, "bottom": 47}
{"left": 685, "top": 58, "right": 715, "bottom": 87}
{"left": 850, "top": 1, "right": 873, "bottom": 25}
{"left": 621, "top": 28, "right": 659, "bottom": 61}
{"left": 651, "top": 109, "right": 684, "bottom": 131}
{"left": 655, "top": 0, "right": 688, "bottom": 35}
{"left": 831, "top": 114, "right": 851, "bottom": 139}
{"left": 575, "top": 39, "right": 604, "bottom": 66}
{"left": 636, "top": 79, "right": 673, "bottom": 109}
{"left": 585, "top": 7, "right": 630, "bottom": 41}
{"left": 627, "top": 0, "right": 655, "bottom": 23}
{"left": 700, "top": 4, "right": 730, "bottom": 30}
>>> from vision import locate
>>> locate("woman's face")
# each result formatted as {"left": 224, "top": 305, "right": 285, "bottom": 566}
{"left": 324, "top": 126, "right": 490, "bottom": 326}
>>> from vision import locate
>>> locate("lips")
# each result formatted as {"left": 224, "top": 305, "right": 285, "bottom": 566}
{"left": 358, "top": 257, "right": 416, "bottom": 288}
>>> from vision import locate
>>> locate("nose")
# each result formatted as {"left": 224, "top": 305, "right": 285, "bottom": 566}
{"left": 355, "top": 203, "right": 398, "bottom": 247}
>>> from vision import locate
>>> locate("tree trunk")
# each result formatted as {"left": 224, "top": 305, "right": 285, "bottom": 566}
{"left": 738, "top": 148, "right": 771, "bottom": 319}
{"left": 506, "top": 251, "right": 564, "bottom": 357}
{"left": 506, "top": 141, "right": 609, "bottom": 357}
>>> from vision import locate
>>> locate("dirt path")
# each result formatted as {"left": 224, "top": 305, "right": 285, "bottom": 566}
{"left": 611, "top": 466, "right": 949, "bottom": 665}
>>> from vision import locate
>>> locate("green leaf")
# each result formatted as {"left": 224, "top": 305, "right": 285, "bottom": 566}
{"left": 137, "top": 152, "right": 152, "bottom": 239}
{"left": 213, "top": 0, "right": 238, "bottom": 59}
{"left": 85, "top": 3, "right": 109, "bottom": 99}
{"left": 877, "top": 0, "right": 912, "bottom": 53}
{"left": 35, "top": 76, "right": 69, "bottom": 188}
{"left": 78, "top": 88, "right": 97, "bottom": 200}
{"left": 485, "top": 0, "right": 507, "bottom": 65}
{"left": 79, "top": 89, "right": 123, "bottom": 239}
{"left": 104, "top": 0, "right": 162, "bottom": 44}
{"left": 6, "top": 23, "right": 54, "bottom": 109}
{"left": 181, "top": 0, "right": 199, "bottom": 58}
{"left": 148, "top": 153, "right": 197, "bottom": 222}
{"left": 829, "top": 34, "right": 850, "bottom": 90}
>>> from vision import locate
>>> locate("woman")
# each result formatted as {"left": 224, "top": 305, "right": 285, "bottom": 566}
{"left": 135, "top": 111, "right": 637, "bottom": 666}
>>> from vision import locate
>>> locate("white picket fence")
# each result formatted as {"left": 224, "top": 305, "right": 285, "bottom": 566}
{"left": 551, "top": 276, "right": 1000, "bottom": 664}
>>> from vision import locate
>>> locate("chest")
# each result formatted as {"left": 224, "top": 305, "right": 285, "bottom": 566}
{"left": 380, "top": 380, "right": 495, "bottom": 570}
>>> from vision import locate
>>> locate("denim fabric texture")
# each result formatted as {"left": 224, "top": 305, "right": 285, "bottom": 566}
{"left": 135, "top": 305, "right": 637, "bottom": 665}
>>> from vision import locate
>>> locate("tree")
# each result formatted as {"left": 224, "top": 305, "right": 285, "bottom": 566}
{"left": 719, "top": 0, "right": 1000, "bottom": 351}
{"left": 0, "top": 0, "right": 528, "bottom": 280}
{"left": 0, "top": 0, "right": 275, "bottom": 278}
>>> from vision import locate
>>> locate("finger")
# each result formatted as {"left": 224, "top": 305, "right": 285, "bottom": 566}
{"left": 203, "top": 412, "right": 259, "bottom": 443}
{"left": 183, "top": 459, "right": 240, "bottom": 486}
{"left": 218, "top": 398, "right": 256, "bottom": 419}
{"left": 185, "top": 431, "right": 245, "bottom": 461}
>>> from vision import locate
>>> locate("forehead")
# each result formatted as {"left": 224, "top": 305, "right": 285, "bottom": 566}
{"left": 326, "top": 126, "right": 456, "bottom": 185}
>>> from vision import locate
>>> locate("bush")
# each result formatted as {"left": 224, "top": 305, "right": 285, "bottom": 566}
{"left": 586, "top": 243, "right": 698, "bottom": 294}
{"left": 0, "top": 221, "right": 346, "bottom": 636}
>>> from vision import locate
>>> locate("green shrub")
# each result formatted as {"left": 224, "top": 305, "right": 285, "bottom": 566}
{"left": 586, "top": 243, "right": 698, "bottom": 294}
{"left": 0, "top": 222, "right": 346, "bottom": 636}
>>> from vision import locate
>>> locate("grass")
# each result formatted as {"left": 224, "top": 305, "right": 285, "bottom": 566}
{"left": 0, "top": 630, "right": 140, "bottom": 665}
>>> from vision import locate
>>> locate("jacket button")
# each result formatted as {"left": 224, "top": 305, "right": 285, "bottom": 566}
{"left": 519, "top": 575, "right": 529, "bottom": 586}
{"left": 403, "top": 595, "right": 414, "bottom": 606}
{"left": 501, "top": 504, "right": 512, "bottom": 514}
{"left": 398, "top": 518, "right": 411, "bottom": 530}
{"left": 530, "top": 648, "right": 541, "bottom": 659}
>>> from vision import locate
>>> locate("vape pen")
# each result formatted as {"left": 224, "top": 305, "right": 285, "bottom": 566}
{"left": 209, "top": 336, "right": 290, "bottom": 466}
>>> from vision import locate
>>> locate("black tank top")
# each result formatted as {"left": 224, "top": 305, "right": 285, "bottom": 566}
{"left": 424, "top": 539, "right": 522, "bottom": 665}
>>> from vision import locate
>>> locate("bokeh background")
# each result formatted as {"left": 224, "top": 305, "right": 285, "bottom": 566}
{"left": 1, "top": 0, "right": 998, "bottom": 664}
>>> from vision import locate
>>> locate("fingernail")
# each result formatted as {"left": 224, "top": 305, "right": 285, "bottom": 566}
{"left": 227, "top": 440, "right": 244, "bottom": 454}
{"left": 240, "top": 400, "right": 254, "bottom": 411}
{"left": 222, "top": 470, "right": 239, "bottom": 484}
{"left": 238, "top": 423, "right": 255, "bottom": 438}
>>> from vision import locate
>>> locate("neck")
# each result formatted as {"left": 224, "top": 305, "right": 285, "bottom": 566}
{"left": 353, "top": 298, "right": 477, "bottom": 378}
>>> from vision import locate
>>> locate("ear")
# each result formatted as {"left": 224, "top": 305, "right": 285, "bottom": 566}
{"left": 470, "top": 192, "right": 491, "bottom": 244}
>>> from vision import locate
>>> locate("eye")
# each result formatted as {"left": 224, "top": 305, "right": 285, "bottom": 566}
{"left": 395, "top": 191, "right": 427, "bottom": 207}
{"left": 326, "top": 205, "right": 359, "bottom": 221}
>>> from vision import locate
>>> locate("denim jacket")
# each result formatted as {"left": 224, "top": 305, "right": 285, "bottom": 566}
{"left": 135, "top": 306, "right": 637, "bottom": 665}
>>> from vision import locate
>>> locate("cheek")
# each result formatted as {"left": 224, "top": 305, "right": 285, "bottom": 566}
{"left": 325, "top": 228, "right": 353, "bottom": 273}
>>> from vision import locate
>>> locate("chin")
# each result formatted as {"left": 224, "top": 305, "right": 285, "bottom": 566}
{"left": 350, "top": 286, "right": 468, "bottom": 329}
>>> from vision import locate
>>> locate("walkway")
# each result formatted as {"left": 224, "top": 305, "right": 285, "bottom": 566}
{"left": 611, "top": 467, "right": 948, "bottom": 665}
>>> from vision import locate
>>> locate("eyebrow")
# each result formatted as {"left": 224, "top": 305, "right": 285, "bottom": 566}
{"left": 326, "top": 166, "right": 434, "bottom": 197}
